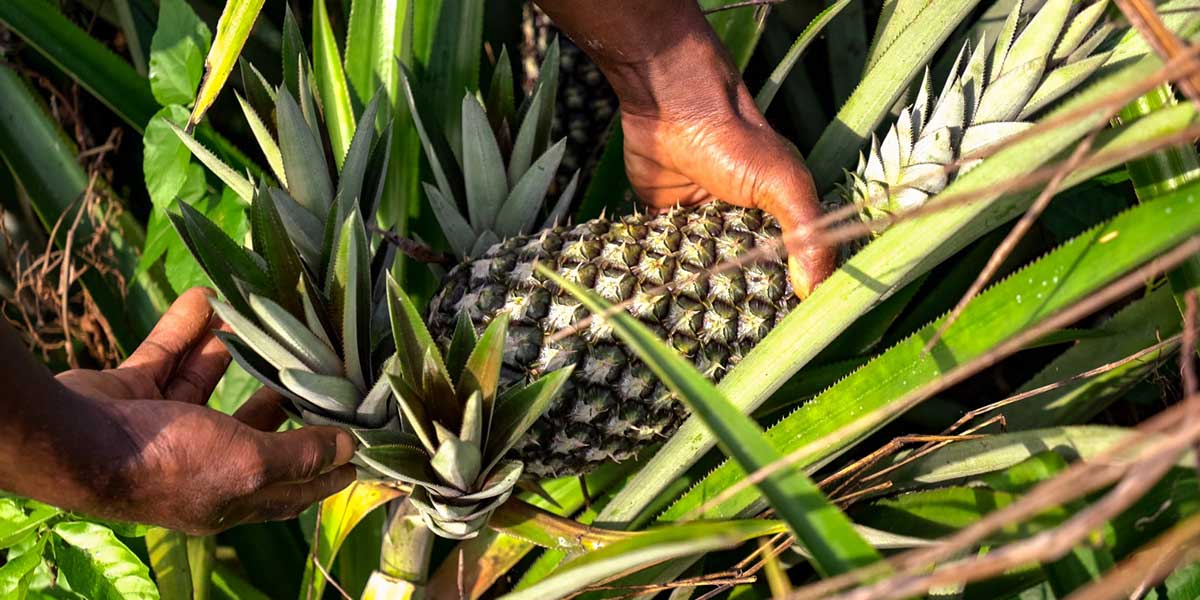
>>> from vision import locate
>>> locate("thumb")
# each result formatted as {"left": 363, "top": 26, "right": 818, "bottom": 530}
{"left": 258, "top": 425, "right": 357, "bottom": 484}
{"left": 757, "top": 159, "right": 836, "bottom": 299}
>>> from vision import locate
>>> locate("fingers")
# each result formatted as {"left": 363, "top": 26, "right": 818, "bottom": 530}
{"left": 258, "top": 426, "right": 356, "bottom": 484}
{"left": 163, "top": 330, "right": 231, "bottom": 404}
{"left": 251, "top": 465, "right": 357, "bottom": 522}
{"left": 121, "top": 288, "right": 217, "bottom": 390}
{"left": 234, "top": 388, "right": 291, "bottom": 432}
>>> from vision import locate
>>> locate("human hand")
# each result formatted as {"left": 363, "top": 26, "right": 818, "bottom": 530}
{"left": 532, "top": 0, "right": 835, "bottom": 297}
{"left": 55, "top": 288, "right": 356, "bottom": 534}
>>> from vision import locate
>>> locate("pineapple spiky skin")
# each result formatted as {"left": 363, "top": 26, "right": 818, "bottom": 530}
{"left": 427, "top": 202, "right": 796, "bottom": 477}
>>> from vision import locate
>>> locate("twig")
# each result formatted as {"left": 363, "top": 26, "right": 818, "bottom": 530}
{"left": 369, "top": 225, "right": 453, "bottom": 265}
{"left": 1112, "top": 0, "right": 1200, "bottom": 109}
{"left": 683, "top": 237, "right": 1200, "bottom": 523}
{"left": 787, "top": 394, "right": 1200, "bottom": 600}
{"left": 1065, "top": 511, "right": 1200, "bottom": 599}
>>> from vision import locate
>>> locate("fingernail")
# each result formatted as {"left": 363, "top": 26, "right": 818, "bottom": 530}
{"left": 788, "top": 257, "right": 813, "bottom": 300}
{"left": 334, "top": 430, "right": 357, "bottom": 465}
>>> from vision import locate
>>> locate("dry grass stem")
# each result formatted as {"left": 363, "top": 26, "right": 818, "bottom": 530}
{"left": 1065, "top": 511, "right": 1200, "bottom": 599}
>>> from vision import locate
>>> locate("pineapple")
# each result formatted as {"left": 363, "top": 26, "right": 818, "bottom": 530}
{"left": 426, "top": 203, "right": 796, "bottom": 478}
{"left": 841, "top": 0, "right": 1113, "bottom": 219}
{"left": 172, "top": 56, "right": 570, "bottom": 539}
{"left": 522, "top": 2, "right": 618, "bottom": 195}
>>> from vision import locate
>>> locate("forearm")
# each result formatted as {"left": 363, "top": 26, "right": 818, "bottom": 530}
{"left": 533, "top": 0, "right": 744, "bottom": 118}
{"left": 0, "top": 321, "right": 123, "bottom": 512}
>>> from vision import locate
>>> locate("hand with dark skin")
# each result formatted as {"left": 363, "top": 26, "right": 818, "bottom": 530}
{"left": 536, "top": 0, "right": 836, "bottom": 296}
{"left": 0, "top": 288, "right": 356, "bottom": 535}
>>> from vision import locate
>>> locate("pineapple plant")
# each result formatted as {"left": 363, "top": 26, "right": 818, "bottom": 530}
{"left": 170, "top": 56, "right": 573, "bottom": 538}
{"left": 521, "top": 2, "right": 618, "bottom": 194}
{"left": 841, "top": 0, "right": 1113, "bottom": 219}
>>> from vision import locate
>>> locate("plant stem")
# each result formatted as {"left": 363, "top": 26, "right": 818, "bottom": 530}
{"left": 1116, "top": 83, "right": 1200, "bottom": 304}
{"left": 380, "top": 499, "right": 434, "bottom": 590}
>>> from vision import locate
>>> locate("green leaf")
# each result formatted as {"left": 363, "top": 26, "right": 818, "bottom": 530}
{"left": 276, "top": 89, "right": 334, "bottom": 217}
{"left": 169, "top": 122, "right": 254, "bottom": 201}
{"left": 544, "top": 269, "right": 881, "bottom": 577}
{"left": 486, "top": 46, "right": 516, "bottom": 135}
{"left": 445, "top": 312, "right": 478, "bottom": 383}
{"left": 247, "top": 295, "right": 341, "bottom": 376}
{"left": 145, "top": 528, "right": 192, "bottom": 600}
{"left": 663, "top": 176, "right": 1200, "bottom": 525}
{"left": 312, "top": 0, "right": 356, "bottom": 166}
{"left": 249, "top": 186, "right": 304, "bottom": 314}
{"left": 498, "top": 521, "right": 787, "bottom": 600}
{"left": 484, "top": 367, "right": 573, "bottom": 471}
{"left": 234, "top": 93, "right": 285, "bottom": 186}
{"left": 508, "top": 77, "right": 547, "bottom": 187}
{"left": 335, "top": 94, "right": 383, "bottom": 224}
{"left": 143, "top": 106, "right": 194, "bottom": 208}
{"left": 210, "top": 300, "right": 308, "bottom": 374}
{"left": 189, "top": 0, "right": 266, "bottom": 128}
{"left": 173, "top": 201, "right": 267, "bottom": 313}
{"left": 299, "top": 483, "right": 401, "bottom": 600}
{"left": 0, "top": 505, "right": 60, "bottom": 549}
{"left": 52, "top": 521, "right": 159, "bottom": 600}
{"left": 457, "top": 313, "right": 508, "bottom": 417}
{"left": 328, "top": 209, "right": 371, "bottom": 391}
{"left": 496, "top": 139, "right": 566, "bottom": 237}
{"left": 147, "top": 0, "right": 210, "bottom": 106}
{"left": 430, "top": 432, "right": 483, "bottom": 491}
{"left": 756, "top": 0, "right": 852, "bottom": 111}
{"left": 461, "top": 95, "right": 508, "bottom": 231}
{"left": 386, "top": 274, "right": 454, "bottom": 411}
{"left": 0, "top": 535, "right": 45, "bottom": 598}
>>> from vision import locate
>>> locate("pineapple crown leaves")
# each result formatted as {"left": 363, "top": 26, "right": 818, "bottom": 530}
{"left": 841, "top": 0, "right": 1114, "bottom": 219}
{"left": 402, "top": 40, "right": 580, "bottom": 260}
{"left": 355, "top": 276, "right": 573, "bottom": 539}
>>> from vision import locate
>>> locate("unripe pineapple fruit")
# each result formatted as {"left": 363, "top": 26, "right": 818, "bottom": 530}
{"left": 427, "top": 203, "right": 796, "bottom": 477}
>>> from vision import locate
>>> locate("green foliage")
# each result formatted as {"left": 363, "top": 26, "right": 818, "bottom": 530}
{"left": 146, "top": 0, "right": 209, "bottom": 106}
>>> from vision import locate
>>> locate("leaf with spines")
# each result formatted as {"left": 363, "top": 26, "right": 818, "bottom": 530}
{"left": 276, "top": 88, "right": 333, "bottom": 217}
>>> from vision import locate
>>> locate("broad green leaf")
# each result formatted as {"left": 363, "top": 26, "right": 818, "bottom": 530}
{"left": 188, "top": 0, "right": 266, "bottom": 128}
{"left": 825, "top": 0, "right": 868, "bottom": 105}
{"left": 756, "top": 0, "right": 852, "bottom": 111}
{"left": 545, "top": 269, "right": 881, "bottom": 576}
{"left": 143, "top": 106, "right": 194, "bottom": 208}
{"left": 52, "top": 521, "right": 159, "bottom": 600}
{"left": 0, "top": 535, "right": 45, "bottom": 599}
{"left": 424, "top": 182, "right": 474, "bottom": 257}
{"left": 344, "top": 0, "right": 408, "bottom": 108}
{"left": 0, "top": 0, "right": 259, "bottom": 180}
{"left": 312, "top": 0, "right": 356, "bottom": 166}
{"left": 498, "top": 521, "right": 787, "bottom": 600}
{"left": 663, "top": 176, "right": 1200, "bottom": 524}
{"left": 411, "top": 0, "right": 485, "bottom": 155}
{"left": 0, "top": 64, "right": 167, "bottom": 352}
{"left": 461, "top": 95, "right": 508, "bottom": 231}
{"left": 279, "top": 370, "right": 360, "bottom": 420}
{"left": 147, "top": 0, "right": 210, "bottom": 106}
{"left": 598, "top": 55, "right": 1200, "bottom": 526}
{"left": 276, "top": 89, "right": 334, "bottom": 217}
{"left": 0, "top": 505, "right": 60, "bottom": 549}
{"left": 299, "top": 482, "right": 402, "bottom": 600}
{"left": 145, "top": 528, "right": 192, "bottom": 600}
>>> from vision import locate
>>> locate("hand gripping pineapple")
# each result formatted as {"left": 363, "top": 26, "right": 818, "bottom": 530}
{"left": 0, "top": 0, "right": 831, "bottom": 541}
